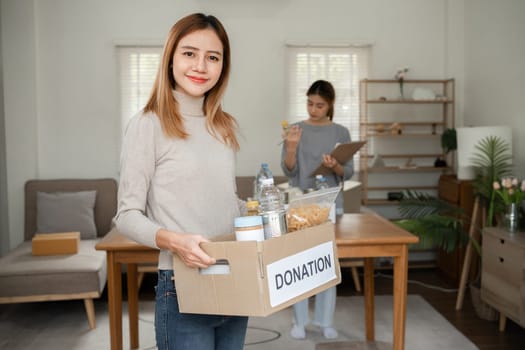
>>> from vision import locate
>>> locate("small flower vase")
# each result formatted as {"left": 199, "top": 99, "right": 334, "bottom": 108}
{"left": 399, "top": 81, "right": 404, "bottom": 99}
{"left": 505, "top": 202, "right": 520, "bottom": 233}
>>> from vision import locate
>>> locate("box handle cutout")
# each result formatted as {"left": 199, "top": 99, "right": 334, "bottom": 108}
{"left": 199, "top": 259, "right": 231, "bottom": 275}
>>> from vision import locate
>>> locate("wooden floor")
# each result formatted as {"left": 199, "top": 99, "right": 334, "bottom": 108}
{"left": 337, "top": 267, "right": 525, "bottom": 350}
{"left": 138, "top": 267, "right": 525, "bottom": 350}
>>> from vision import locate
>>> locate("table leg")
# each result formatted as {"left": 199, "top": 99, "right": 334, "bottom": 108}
{"left": 107, "top": 252, "right": 123, "bottom": 350}
{"left": 393, "top": 245, "right": 409, "bottom": 350}
{"left": 364, "top": 257, "right": 375, "bottom": 341}
{"left": 127, "top": 263, "right": 139, "bottom": 349}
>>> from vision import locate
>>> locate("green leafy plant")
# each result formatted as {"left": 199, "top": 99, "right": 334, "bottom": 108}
{"left": 434, "top": 128, "right": 456, "bottom": 167}
{"left": 394, "top": 190, "right": 468, "bottom": 253}
{"left": 467, "top": 135, "right": 513, "bottom": 318}
{"left": 470, "top": 135, "right": 513, "bottom": 226}
{"left": 441, "top": 128, "right": 457, "bottom": 154}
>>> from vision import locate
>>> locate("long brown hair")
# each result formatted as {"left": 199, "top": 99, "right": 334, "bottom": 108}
{"left": 144, "top": 13, "right": 239, "bottom": 150}
{"left": 306, "top": 80, "right": 336, "bottom": 121}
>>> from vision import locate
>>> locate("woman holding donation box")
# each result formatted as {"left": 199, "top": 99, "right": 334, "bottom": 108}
{"left": 115, "top": 13, "right": 248, "bottom": 350}
{"left": 281, "top": 79, "right": 355, "bottom": 339}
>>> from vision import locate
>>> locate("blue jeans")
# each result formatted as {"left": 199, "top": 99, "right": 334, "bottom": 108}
{"left": 155, "top": 270, "right": 248, "bottom": 350}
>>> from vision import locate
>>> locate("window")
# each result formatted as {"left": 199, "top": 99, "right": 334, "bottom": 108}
{"left": 286, "top": 45, "right": 369, "bottom": 171}
{"left": 117, "top": 46, "right": 162, "bottom": 136}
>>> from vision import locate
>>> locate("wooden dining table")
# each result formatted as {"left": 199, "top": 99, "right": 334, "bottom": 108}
{"left": 335, "top": 213, "right": 419, "bottom": 350}
{"left": 95, "top": 213, "right": 418, "bottom": 350}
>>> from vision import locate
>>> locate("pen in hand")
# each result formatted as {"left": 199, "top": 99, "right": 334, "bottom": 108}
{"left": 277, "top": 120, "right": 289, "bottom": 146}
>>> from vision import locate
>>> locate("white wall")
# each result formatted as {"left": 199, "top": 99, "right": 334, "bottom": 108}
{"left": 1, "top": 0, "right": 522, "bottom": 249}
{"left": 464, "top": 0, "right": 525, "bottom": 170}
{"left": 0, "top": 4, "right": 8, "bottom": 255}
{"left": 2, "top": 0, "right": 39, "bottom": 250}
{"left": 1, "top": 0, "right": 455, "bottom": 248}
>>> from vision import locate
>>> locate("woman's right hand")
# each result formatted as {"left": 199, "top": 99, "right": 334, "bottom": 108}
{"left": 285, "top": 125, "right": 302, "bottom": 150}
{"left": 155, "top": 229, "right": 216, "bottom": 268}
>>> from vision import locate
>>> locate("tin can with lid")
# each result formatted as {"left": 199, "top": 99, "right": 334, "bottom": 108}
{"left": 234, "top": 215, "right": 265, "bottom": 242}
{"left": 261, "top": 210, "right": 287, "bottom": 239}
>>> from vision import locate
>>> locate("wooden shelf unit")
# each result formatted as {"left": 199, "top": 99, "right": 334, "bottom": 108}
{"left": 359, "top": 78, "right": 455, "bottom": 206}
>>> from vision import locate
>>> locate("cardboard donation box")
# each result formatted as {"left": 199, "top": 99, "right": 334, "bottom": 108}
{"left": 32, "top": 232, "right": 80, "bottom": 256}
{"left": 172, "top": 222, "right": 341, "bottom": 316}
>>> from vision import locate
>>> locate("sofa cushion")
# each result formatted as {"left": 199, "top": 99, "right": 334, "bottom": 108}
{"left": 0, "top": 240, "right": 106, "bottom": 297}
{"left": 36, "top": 190, "right": 97, "bottom": 239}
{"left": 25, "top": 179, "right": 118, "bottom": 240}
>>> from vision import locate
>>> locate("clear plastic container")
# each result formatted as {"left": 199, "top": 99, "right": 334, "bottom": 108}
{"left": 286, "top": 186, "right": 340, "bottom": 231}
{"left": 314, "top": 175, "right": 335, "bottom": 223}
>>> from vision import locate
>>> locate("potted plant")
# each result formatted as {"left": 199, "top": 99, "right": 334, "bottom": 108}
{"left": 468, "top": 135, "right": 513, "bottom": 320}
{"left": 435, "top": 128, "right": 457, "bottom": 168}
{"left": 394, "top": 135, "right": 513, "bottom": 320}
{"left": 394, "top": 190, "right": 468, "bottom": 253}
{"left": 471, "top": 135, "right": 513, "bottom": 227}
{"left": 492, "top": 177, "right": 525, "bottom": 232}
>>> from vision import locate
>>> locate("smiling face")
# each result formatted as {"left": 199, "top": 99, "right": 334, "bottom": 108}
{"left": 172, "top": 28, "right": 224, "bottom": 97}
{"left": 306, "top": 94, "right": 331, "bottom": 124}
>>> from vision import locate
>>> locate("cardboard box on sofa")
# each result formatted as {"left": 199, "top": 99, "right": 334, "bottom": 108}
{"left": 172, "top": 222, "right": 341, "bottom": 316}
{"left": 32, "top": 232, "right": 80, "bottom": 256}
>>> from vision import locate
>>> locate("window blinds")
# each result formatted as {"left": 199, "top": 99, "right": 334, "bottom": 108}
{"left": 285, "top": 45, "right": 369, "bottom": 149}
{"left": 117, "top": 46, "right": 162, "bottom": 135}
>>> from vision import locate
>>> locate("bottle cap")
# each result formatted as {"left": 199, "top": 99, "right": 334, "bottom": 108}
{"left": 235, "top": 215, "right": 263, "bottom": 228}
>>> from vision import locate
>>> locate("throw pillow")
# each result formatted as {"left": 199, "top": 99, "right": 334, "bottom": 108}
{"left": 36, "top": 190, "right": 97, "bottom": 239}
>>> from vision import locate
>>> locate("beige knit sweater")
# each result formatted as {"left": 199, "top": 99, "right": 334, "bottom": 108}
{"left": 115, "top": 91, "right": 240, "bottom": 270}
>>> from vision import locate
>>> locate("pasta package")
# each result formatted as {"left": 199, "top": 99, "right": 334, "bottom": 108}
{"left": 286, "top": 187, "right": 340, "bottom": 232}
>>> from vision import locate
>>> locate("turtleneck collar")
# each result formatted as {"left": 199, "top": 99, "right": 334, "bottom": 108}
{"left": 173, "top": 90, "right": 205, "bottom": 117}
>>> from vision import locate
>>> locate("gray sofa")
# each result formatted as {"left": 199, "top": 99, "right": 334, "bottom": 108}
{"left": 0, "top": 178, "right": 117, "bottom": 329}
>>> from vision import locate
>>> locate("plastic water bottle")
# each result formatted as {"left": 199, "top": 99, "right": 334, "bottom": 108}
{"left": 315, "top": 174, "right": 329, "bottom": 190}
{"left": 253, "top": 163, "right": 273, "bottom": 199}
{"left": 315, "top": 175, "right": 336, "bottom": 223}
{"left": 258, "top": 178, "right": 287, "bottom": 239}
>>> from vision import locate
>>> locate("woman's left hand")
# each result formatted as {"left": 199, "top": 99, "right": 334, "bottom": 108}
{"left": 322, "top": 154, "right": 338, "bottom": 169}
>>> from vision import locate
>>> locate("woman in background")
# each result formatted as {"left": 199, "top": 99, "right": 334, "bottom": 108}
{"left": 115, "top": 13, "right": 247, "bottom": 350}
{"left": 281, "top": 79, "right": 354, "bottom": 340}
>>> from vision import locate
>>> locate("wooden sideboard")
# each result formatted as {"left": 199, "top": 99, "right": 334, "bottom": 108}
{"left": 481, "top": 227, "right": 525, "bottom": 331}
{"left": 437, "top": 174, "right": 474, "bottom": 284}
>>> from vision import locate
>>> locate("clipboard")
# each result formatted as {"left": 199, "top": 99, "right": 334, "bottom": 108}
{"left": 311, "top": 140, "right": 366, "bottom": 176}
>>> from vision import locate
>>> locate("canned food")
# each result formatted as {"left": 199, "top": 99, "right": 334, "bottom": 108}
{"left": 261, "top": 210, "right": 288, "bottom": 239}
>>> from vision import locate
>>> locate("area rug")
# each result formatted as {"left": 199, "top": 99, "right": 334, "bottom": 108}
{"left": 0, "top": 295, "right": 477, "bottom": 350}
